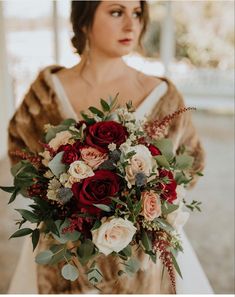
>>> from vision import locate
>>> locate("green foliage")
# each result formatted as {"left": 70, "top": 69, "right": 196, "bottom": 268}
{"left": 32, "top": 228, "right": 40, "bottom": 251}
{"left": 155, "top": 155, "right": 170, "bottom": 169}
{"left": 171, "top": 253, "right": 182, "bottom": 279}
{"left": 174, "top": 154, "right": 194, "bottom": 170}
{"left": 35, "top": 250, "right": 54, "bottom": 264}
{"left": 9, "top": 228, "right": 33, "bottom": 239}
{"left": 183, "top": 199, "right": 202, "bottom": 212}
{"left": 141, "top": 230, "right": 152, "bottom": 251}
{"left": 153, "top": 139, "right": 174, "bottom": 162}
{"left": 93, "top": 204, "right": 112, "bottom": 212}
{"left": 77, "top": 239, "right": 95, "bottom": 265}
{"left": 154, "top": 218, "right": 175, "bottom": 233}
{"left": 15, "top": 209, "right": 40, "bottom": 223}
{"left": 161, "top": 201, "right": 179, "bottom": 216}
{"left": 52, "top": 219, "right": 81, "bottom": 244}
{"left": 124, "top": 258, "right": 140, "bottom": 275}
{"left": 87, "top": 264, "right": 103, "bottom": 286}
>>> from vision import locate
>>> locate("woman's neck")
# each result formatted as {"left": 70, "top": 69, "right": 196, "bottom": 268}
{"left": 75, "top": 51, "right": 129, "bottom": 86}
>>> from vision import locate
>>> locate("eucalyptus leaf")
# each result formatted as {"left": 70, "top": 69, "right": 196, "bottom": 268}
{"left": 91, "top": 220, "right": 102, "bottom": 231}
{"left": 124, "top": 258, "right": 140, "bottom": 274}
{"left": 61, "top": 263, "right": 79, "bottom": 281}
{"left": 52, "top": 219, "right": 80, "bottom": 243}
{"left": 154, "top": 218, "right": 174, "bottom": 232}
{"left": 48, "top": 152, "right": 67, "bottom": 178}
{"left": 88, "top": 106, "right": 104, "bottom": 118}
{"left": 35, "top": 250, "right": 54, "bottom": 264}
{"left": 77, "top": 240, "right": 95, "bottom": 264}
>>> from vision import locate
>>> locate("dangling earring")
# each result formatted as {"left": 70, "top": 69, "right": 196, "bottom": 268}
{"left": 84, "top": 37, "right": 91, "bottom": 66}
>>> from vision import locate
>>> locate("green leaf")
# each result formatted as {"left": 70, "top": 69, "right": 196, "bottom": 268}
{"left": 154, "top": 218, "right": 174, "bottom": 232}
{"left": 175, "top": 154, "right": 194, "bottom": 170}
{"left": 133, "top": 200, "right": 142, "bottom": 216}
{"left": 52, "top": 219, "right": 80, "bottom": 243}
{"left": 10, "top": 228, "right": 33, "bottom": 239}
{"left": 161, "top": 201, "right": 179, "bottom": 215}
{"left": 124, "top": 258, "right": 140, "bottom": 274}
{"left": 175, "top": 171, "right": 191, "bottom": 185}
{"left": 48, "top": 152, "right": 67, "bottom": 178}
{"left": 91, "top": 220, "right": 102, "bottom": 231}
{"left": 77, "top": 240, "right": 95, "bottom": 264}
{"left": 88, "top": 107, "right": 104, "bottom": 118}
{"left": 15, "top": 209, "right": 40, "bottom": 223}
{"left": 32, "top": 229, "right": 40, "bottom": 251}
{"left": 93, "top": 204, "right": 111, "bottom": 212}
{"left": 0, "top": 186, "right": 15, "bottom": 193}
{"left": 155, "top": 155, "right": 170, "bottom": 169}
{"left": 171, "top": 253, "right": 182, "bottom": 279}
{"left": 8, "top": 188, "right": 20, "bottom": 204}
{"left": 100, "top": 99, "right": 110, "bottom": 112}
{"left": 45, "top": 220, "right": 60, "bottom": 236}
{"left": 153, "top": 139, "right": 174, "bottom": 162}
{"left": 110, "top": 197, "right": 127, "bottom": 207}
{"left": 45, "top": 119, "right": 76, "bottom": 143}
{"left": 141, "top": 230, "right": 152, "bottom": 251}
{"left": 120, "top": 245, "right": 132, "bottom": 258}
{"left": 35, "top": 250, "right": 54, "bottom": 264}
{"left": 61, "top": 263, "right": 79, "bottom": 281}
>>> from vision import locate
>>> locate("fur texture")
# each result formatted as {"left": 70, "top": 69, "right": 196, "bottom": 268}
{"left": 8, "top": 65, "right": 205, "bottom": 294}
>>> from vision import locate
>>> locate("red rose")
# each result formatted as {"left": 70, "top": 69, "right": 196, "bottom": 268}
{"left": 86, "top": 121, "right": 128, "bottom": 153}
{"left": 58, "top": 142, "right": 81, "bottom": 164}
{"left": 158, "top": 169, "right": 177, "bottom": 203}
{"left": 72, "top": 170, "right": 120, "bottom": 215}
{"left": 148, "top": 144, "right": 161, "bottom": 156}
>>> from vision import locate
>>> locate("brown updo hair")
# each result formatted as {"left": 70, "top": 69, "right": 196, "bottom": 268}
{"left": 70, "top": 0, "right": 149, "bottom": 55}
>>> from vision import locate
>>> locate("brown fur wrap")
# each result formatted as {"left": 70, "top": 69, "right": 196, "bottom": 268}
{"left": 8, "top": 65, "right": 205, "bottom": 294}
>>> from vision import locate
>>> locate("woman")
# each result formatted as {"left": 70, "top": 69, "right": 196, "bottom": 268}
{"left": 7, "top": 1, "right": 213, "bottom": 294}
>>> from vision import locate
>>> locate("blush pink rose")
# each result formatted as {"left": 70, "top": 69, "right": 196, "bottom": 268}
{"left": 141, "top": 190, "right": 162, "bottom": 221}
{"left": 80, "top": 146, "right": 108, "bottom": 170}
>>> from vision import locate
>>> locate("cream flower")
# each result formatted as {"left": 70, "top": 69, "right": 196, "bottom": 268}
{"left": 141, "top": 190, "right": 161, "bottom": 221}
{"left": 125, "top": 145, "right": 155, "bottom": 188}
{"left": 48, "top": 131, "right": 74, "bottom": 151}
{"left": 80, "top": 147, "right": 108, "bottom": 170}
{"left": 167, "top": 202, "right": 190, "bottom": 231}
{"left": 47, "top": 177, "right": 61, "bottom": 201}
{"left": 68, "top": 160, "right": 94, "bottom": 180}
{"left": 39, "top": 150, "right": 52, "bottom": 167}
{"left": 92, "top": 217, "right": 137, "bottom": 255}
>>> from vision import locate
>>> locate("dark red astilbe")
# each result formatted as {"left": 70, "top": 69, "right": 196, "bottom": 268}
{"left": 38, "top": 141, "right": 56, "bottom": 157}
{"left": 28, "top": 181, "right": 47, "bottom": 199}
{"left": 62, "top": 214, "right": 93, "bottom": 236}
{"left": 153, "top": 231, "right": 176, "bottom": 293}
{"left": 144, "top": 107, "right": 196, "bottom": 139}
{"left": 9, "top": 150, "right": 42, "bottom": 167}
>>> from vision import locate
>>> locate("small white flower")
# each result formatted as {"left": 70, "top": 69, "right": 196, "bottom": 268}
{"left": 92, "top": 217, "right": 136, "bottom": 255}
{"left": 125, "top": 122, "right": 135, "bottom": 132}
{"left": 47, "top": 177, "right": 61, "bottom": 201}
{"left": 69, "top": 160, "right": 94, "bottom": 180}
{"left": 119, "top": 139, "right": 132, "bottom": 153}
{"left": 108, "top": 142, "right": 117, "bottom": 151}
{"left": 129, "top": 134, "right": 137, "bottom": 141}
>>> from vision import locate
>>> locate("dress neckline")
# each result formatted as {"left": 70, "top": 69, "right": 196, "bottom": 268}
{"left": 51, "top": 74, "right": 167, "bottom": 121}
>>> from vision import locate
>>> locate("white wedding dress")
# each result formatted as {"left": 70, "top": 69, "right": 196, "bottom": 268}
{"left": 8, "top": 74, "right": 213, "bottom": 294}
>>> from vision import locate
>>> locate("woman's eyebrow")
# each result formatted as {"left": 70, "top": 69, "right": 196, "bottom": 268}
{"left": 108, "top": 3, "right": 141, "bottom": 10}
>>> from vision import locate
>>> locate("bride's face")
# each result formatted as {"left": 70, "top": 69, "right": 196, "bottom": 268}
{"left": 88, "top": 1, "right": 143, "bottom": 57}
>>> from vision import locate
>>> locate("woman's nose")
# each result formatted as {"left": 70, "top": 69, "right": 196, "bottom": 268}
{"left": 123, "top": 14, "right": 134, "bottom": 31}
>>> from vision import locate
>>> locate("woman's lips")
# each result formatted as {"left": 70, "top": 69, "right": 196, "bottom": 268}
{"left": 118, "top": 39, "right": 133, "bottom": 45}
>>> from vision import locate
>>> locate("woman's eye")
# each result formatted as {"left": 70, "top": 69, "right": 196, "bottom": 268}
{"left": 133, "top": 11, "right": 142, "bottom": 19}
{"left": 110, "top": 10, "right": 123, "bottom": 17}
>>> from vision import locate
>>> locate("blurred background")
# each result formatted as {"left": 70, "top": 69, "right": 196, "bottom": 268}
{"left": 0, "top": 0, "right": 234, "bottom": 294}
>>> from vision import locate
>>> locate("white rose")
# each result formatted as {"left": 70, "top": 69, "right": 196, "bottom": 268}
{"left": 125, "top": 145, "right": 155, "bottom": 188}
{"left": 167, "top": 202, "right": 190, "bottom": 231}
{"left": 48, "top": 131, "right": 74, "bottom": 151}
{"left": 92, "top": 217, "right": 137, "bottom": 255}
{"left": 69, "top": 160, "right": 94, "bottom": 180}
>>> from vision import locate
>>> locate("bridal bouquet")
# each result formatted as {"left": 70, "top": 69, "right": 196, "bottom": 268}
{"left": 1, "top": 97, "right": 202, "bottom": 292}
